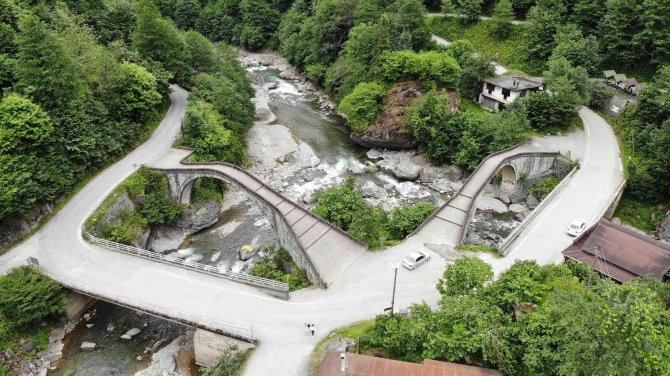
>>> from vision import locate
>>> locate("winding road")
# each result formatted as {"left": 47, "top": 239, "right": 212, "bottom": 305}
{"left": 0, "top": 74, "right": 622, "bottom": 375}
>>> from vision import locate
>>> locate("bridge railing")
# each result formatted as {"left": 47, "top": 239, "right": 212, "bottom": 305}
{"left": 35, "top": 267, "right": 257, "bottom": 343}
{"left": 82, "top": 231, "right": 290, "bottom": 298}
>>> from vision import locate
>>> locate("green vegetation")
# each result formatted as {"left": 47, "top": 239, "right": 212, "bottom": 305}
{"left": 249, "top": 246, "right": 310, "bottom": 291}
{"left": 375, "top": 50, "right": 461, "bottom": 89}
{"left": 86, "top": 168, "right": 185, "bottom": 245}
{"left": 0, "top": 267, "right": 65, "bottom": 367}
{"left": 455, "top": 244, "right": 499, "bottom": 256}
{"left": 338, "top": 82, "right": 387, "bottom": 133}
{"left": 529, "top": 175, "right": 561, "bottom": 200}
{"left": 308, "top": 320, "right": 376, "bottom": 376}
{"left": 367, "top": 257, "right": 670, "bottom": 375}
{"left": 201, "top": 344, "right": 253, "bottom": 376}
{"left": 613, "top": 197, "right": 667, "bottom": 234}
{"left": 313, "top": 179, "right": 435, "bottom": 249}
{"left": 0, "top": 0, "right": 253, "bottom": 247}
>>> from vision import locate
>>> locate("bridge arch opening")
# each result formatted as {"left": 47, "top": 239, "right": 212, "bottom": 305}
{"left": 178, "top": 177, "right": 227, "bottom": 205}
{"left": 498, "top": 164, "right": 517, "bottom": 191}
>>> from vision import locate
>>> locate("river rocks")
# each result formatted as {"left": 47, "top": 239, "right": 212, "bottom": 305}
{"left": 366, "top": 149, "right": 383, "bottom": 160}
{"left": 135, "top": 335, "right": 184, "bottom": 376}
{"left": 657, "top": 214, "right": 670, "bottom": 243}
{"left": 509, "top": 204, "right": 528, "bottom": 213}
{"left": 430, "top": 178, "right": 463, "bottom": 195}
{"left": 526, "top": 195, "right": 539, "bottom": 209}
{"left": 80, "top": 342, "right": 96, "bottom": 351}
{"left": 177, "top": 201, "right": 221, "bottom": 233}
{"left": 395, "top": 182, "right": 432, "bottom": 199}
{"left": 284, "top": 142, "right": 321, "bottom": 168}
{"left": 392, "top": 159, "right": 423, "bottom": 180}
{"left": 477, "top": 196, "right": 508, "bottom": 213}
{"left": 361, "top": 182, "right": 388, "bottom": 199}
{"left": 348, "top": 163, "right": 366, "bottom": 175}
{"left": 148, "top": 227, "right": 186, "bottom": 254}
{"left": 419, "top": 166, "right": 441, "bottom": 183}
{"left": 121, "top": 328, "right": 141, "bottom": 340}
{"left": 515, "top": 212, "right": 527, "bottom": 222}
{"left": 444, "top": 165, "right": 464, "bottom": 182}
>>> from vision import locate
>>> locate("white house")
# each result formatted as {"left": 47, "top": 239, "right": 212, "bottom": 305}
{"left": 478, "top": 75, "right": 545, "bottom": 111}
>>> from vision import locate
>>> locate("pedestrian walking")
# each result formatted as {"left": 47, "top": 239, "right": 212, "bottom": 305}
{"left": 310, "top": 324, "right": 316, "bottom": 336}
{"left": 305, "top": 323, "right": 311, "bottom": 336}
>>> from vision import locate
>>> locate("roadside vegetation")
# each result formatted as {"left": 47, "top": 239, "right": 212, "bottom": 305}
{"left": 312, "top": 179, "right": 436, "bottom": 249}
{"left": 201, "top": 344, "right": 253, "bottom": 376}
{"left": 249, "top": 246, "right": 310, "bottom": 291}
{"left": 338, "top": 257, "right": 670, "bottom": 375}
{"left": 308, "top": 320, "right": 375, "bottom": 376}
{"left": 528, "top": 175, "right": 561, "bottom": 200}
{"left": 0, "top": 267, "right": 66, "bottom": 374}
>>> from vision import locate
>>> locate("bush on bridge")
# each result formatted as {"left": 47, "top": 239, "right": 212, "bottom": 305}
{"left": 249, "top": 246, "right": 309, "bottom": 291}
{"left": 386, "top": 202, "right": 436, "bottom": 239}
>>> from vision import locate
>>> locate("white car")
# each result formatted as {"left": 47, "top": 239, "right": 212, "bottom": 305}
{"left": 401, "top": 251, "right": 431, "bottom": 270}
{"left": 566, "top": 219, "right": 587, "bottom": 237}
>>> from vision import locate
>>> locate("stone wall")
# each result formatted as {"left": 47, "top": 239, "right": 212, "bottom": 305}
{"left": 260, "top": 205, "right": 324, "bottom": 286}
{"left": 193, "top": 329, "right": 255, "bottom": 367}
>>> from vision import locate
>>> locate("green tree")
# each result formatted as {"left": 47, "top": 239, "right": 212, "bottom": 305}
{"left": 183, "top": 30, "right": 220, "bottom": 75}
{"left": 376, "top": 50, "right": 461, "bottom": 89}
{"left": 452, "top": 0, "right": 484, "bottom": 19}
{"left": 173, "top": 0, "right": 201, "bottom": 30}
{"left": 0, "top": 267, "right": 65, "bottom": 328}
{"left": 338, "top": 82, "right": 387, "bottom": 133}
{"left": 492, "top": 0, "right": 514, "bottom": 38}
{"left": 597, "top": 0, "right": 643, "bottom": 67}
{"left": 102, "top": 62, "right": 161, "bottom": 123}
{"left": 521, "top": 91, "right": 577, "bottom": 132}
{"left": 387, "top": 202, "right": 436, "bottom": 239}
{"left": 313, "top": 178, "right": 367, "bottom": 231}
{"left": 525, "top": 0, "right": 565, "bottom": 62}
{"left": 436, "top": 257, "right": 493, "bottom": 297}
{"left": 182, "top": 100, "right": 246, "bottom": 163}
{"left": 454, "top": 130, "right": 481, "bottom": 169}
{"left": 16, "top": 14, "right": 85, "bottom": 111}
{"left": 133, "top": 0, "right": 189, "bottom": 84}
{"left": 348, "top": 207, "right": 389, "bottom": 247}
{"left": 634, "top": 0, "right": 670, "bottom": 66}
{"left": 0, "top": 93, "right": 53, "bottom": 153}
{"left": 551, "top": 24, "right": 602, "bottom": 75}
{"left": 237, "top": 0, "right": 280, "bottom": 50}
{"left": 388, "top": 0, "right": 431, "bottom": 50}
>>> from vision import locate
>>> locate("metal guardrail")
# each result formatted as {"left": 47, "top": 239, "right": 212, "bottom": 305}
{"left": 35, "top": 267, "right": 257, "bottom": 343}
{"left": 83, "top": 231, "right": 290, "bottom": 296}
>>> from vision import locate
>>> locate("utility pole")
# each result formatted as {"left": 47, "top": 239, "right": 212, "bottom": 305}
{"left": 385, "top": 263, "right": 399, "bottom": 315}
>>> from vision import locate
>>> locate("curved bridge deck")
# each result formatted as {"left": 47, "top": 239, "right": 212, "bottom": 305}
{"left": 149, "top": 148, "right": 367, "bottom": 285}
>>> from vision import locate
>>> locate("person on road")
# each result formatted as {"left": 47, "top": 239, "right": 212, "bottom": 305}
{"left": 310, "top": 324, "right": 316, "bottom": 336}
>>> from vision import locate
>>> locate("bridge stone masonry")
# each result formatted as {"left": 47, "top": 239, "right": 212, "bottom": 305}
{"left": 149, "top": 148, "right": 368, "bottom": 288}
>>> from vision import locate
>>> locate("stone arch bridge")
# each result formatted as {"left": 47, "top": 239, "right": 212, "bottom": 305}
{"left": 148, "top": 148, "right": 367, "bottom": 286}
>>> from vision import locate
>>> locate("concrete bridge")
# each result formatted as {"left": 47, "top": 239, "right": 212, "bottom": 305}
{"left": 148, "top": 148, "right": 367, "bottom": 287}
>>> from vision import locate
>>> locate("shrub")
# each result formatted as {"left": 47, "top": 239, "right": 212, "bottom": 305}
{"left": 0, "top": 267, "right": 65, "bottom": 328}
{"left": 375, "top": 50, "right": 461, "bottom": 89}
{"left": 201, "top": 344, "right": 246, "bottom": 376}
{"left": 249, "top": 247, "right": 309, "bottom": 291}
{"left": 338, "top": 82, "right": 387, "bottom": 133}
{"left": 521, "top": 91, "right": 577, "bottom": 132}
{"left": 436, "top": 257, "right": 493, "bottom": 297}
{"left": 387, "top": 202, "right": 436, "bottom": 239}
{"left": 313, "top": 178, "right": 367, "bottom": 230}
{"left": 529, "top": 175, "right": 561, "bottom": 200}
{"left": 348, "top": 207, "right": 389, "bottom": 248}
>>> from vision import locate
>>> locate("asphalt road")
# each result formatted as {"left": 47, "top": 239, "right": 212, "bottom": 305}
{"left": 0, "top": 82, "right": 622, "bottom": 374}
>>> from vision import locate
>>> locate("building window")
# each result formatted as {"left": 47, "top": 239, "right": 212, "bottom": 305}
{"left": 502, "top": 88, "right": 511, "bottom": 100}
{"left": 486, "top": 83, "right": 495, "bottom": 94}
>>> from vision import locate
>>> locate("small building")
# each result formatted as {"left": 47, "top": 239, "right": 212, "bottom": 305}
{"left": 562, "top": 219, "right": 670, "bottom": 283}
{"left": 478, "top": 75, "right": 545, "bottom": 111}
{"left": 318, "top": 350, "right": 503, "bottom": 376}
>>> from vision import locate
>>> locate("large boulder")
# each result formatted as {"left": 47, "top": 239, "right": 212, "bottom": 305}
{"left": 419, "top": 166, "right": 441, "bottom": 184}
{"left": 366, "top": 149, "right": 383, "bottom": 160}
{"left": 392, "top": 159, "right": 423, "bottom": 180}
{"left": 284, "top": 142, "right": 321, "bottom": 168}
{"left": 430, "top": 178, "right": 463, "bottom": 195}
{"left": 175, "top": 201, "right": 221, "bottom": 233}
{"left": 444, "top": 165, "right": 464, "bottom": 182}
{"left": 526, "top": 195, "right": 540, "bottom": 209}
{"left": 361, "top": 181, "right": 388, "bottom": 199}
{"left": 509, "top": 203, "right": 528, "bottom": 213}
{"left": 101, "top": 192, "right": 135, "bottom": 224}
{"left": 80, "top": 342, "right": 96, "bottom": 351}
{"left": 477, "top": 196, "right": 508, "bottom": 213}
{"left": 658, "top": 214, "right": 670, "bottom": 243}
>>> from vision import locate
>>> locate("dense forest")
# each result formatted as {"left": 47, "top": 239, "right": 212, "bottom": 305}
{"left": 0, "top": 0, "right": 253, "bottom": 240}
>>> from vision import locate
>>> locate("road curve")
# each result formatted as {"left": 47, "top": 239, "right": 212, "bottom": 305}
{"left": 0, "top": 85, "right": 622, "bottom": 374}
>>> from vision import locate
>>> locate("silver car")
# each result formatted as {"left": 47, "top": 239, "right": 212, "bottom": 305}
{"left": 401, "top": 251, "right": 431, "bottom": 270}
{"left": 566, "top": 219, "right": 586, "bottom": 237}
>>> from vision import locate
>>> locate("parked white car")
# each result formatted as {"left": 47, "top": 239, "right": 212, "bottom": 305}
{"left": 566, "top": 219, "right": 587, "bottom": 237}
{"left": 401, "top": 251, "right": 431, "bottom": 270}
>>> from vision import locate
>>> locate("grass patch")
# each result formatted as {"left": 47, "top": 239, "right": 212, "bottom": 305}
{"left": 529, "top": 176, "right": 562, "bottom": 200}
{"left": 613, "top": 196, "right": 666, "bottom": 234}
{"left": 459, "top": 98, "right": 492, "bottom": 119}
{"left": 428, "top": 17, "right": 544, "bottom": 76}
{"left": 308, "top": 320, "right": 375, "bottom": 376}
{"left": 456, "top": 244, "right": 500, "bottom": 257}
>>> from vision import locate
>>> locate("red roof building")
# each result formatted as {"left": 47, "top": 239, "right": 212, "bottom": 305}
{"left": 562, "top": 219, "right": 670, "bottom": 283}
{"left": 317, "top": 350, "right": 503, "bottom": 376}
